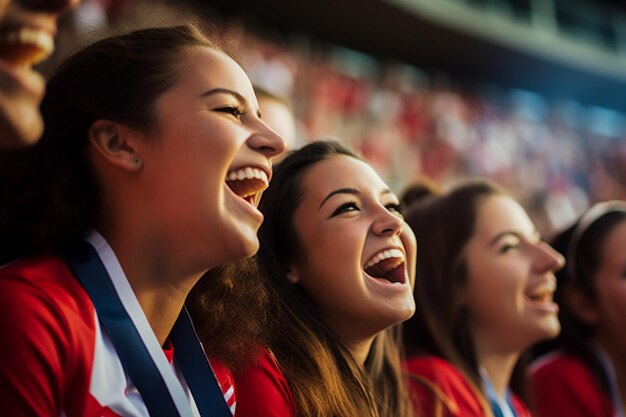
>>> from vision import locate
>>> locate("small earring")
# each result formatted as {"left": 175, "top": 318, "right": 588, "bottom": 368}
{"left": 285, "top": 270, "right": 299, "bottom": 284}
{"left": 135, "top": 158, "right": 143, "bottom": 168}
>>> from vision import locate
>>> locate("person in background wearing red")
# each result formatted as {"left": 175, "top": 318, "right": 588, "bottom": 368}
{"left": 0, "top": 0, "right": 80, "bottom": 148}
{"left": 403, "top": 179, "right": 564, "bottom": 417}
{"left": 233, "top": 140, "right": 417, "bottom": 417}
{"left": 529, "top": 201, "right": 626, "bottom": 417}
{"left": 0, "top": 24, "right": 284, "bottom": 416}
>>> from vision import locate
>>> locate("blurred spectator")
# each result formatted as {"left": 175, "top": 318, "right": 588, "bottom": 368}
{"left": 254, "top": 85, "right": 297, "bottom": 159}
{"left": 45, "top": 2, "right": 626, "bottom": 236}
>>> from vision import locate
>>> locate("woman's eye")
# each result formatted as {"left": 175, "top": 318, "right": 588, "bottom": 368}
{"left": 386, "top": 203, "right": 403, "bottom": 217}
{"left": 216, "top": 106, "right": 244, "bottom": 118}
{"left": 330, "top": 202, "right": 360, "bottom": 217}
{"left": 499, "top": 243, "right": 520, "bottom": 253}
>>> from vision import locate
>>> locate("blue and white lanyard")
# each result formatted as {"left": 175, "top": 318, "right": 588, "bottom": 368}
{"left": 67, "top": 232, "right": 231, "bottom": 417}
{"left": 480, "top": 368, "right": 518, "bottom": 417}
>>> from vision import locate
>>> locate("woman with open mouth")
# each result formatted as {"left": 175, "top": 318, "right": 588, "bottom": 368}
{"left": 530, "top": 201, "right": 626, "bottom": 417}
{"left": 233, "top": 140, "right": 417, "bottom": 417}
{"left": 402, "top": 178, "right": 564, "bottom": 417}
{"left": 0, "top": 24, "right": 284, "bottom": 416}
{"left": 0, "top": 0, "right": 79, "bottom": 148}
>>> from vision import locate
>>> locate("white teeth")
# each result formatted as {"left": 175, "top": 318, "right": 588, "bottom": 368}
{"left": 364, "top": 248, "right": 404, "bottom": 269}
{"left": 226, "top": 167, "right": 269, "bottom": 185}
{"left": 526, "top": 280, "right": 556, "bottom": 300}
{"left": 0, "top": 27, "right": 55, "bottom": 58}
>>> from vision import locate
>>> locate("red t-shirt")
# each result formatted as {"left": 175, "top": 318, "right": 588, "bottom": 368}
{"left": 529, "top": 352, "right": 615, "bottom": 417}
{"left": 0, "top": 255, "right": 235, "bottom": 417}
{"left": 234, "top": 347, "right": 296, "bottom": 417}
{"left": 405, "top": 355, "right": 531, "bottom": 417}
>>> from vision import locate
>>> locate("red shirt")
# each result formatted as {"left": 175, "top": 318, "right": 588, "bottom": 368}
{"left": 529, "top": 352, "right": 615, "bottom": 417}
{"left": 234, "top": 347, "right": 296, "bottom": 417}
{"left": 405, "top": 355, "right": 531, "bottom": 417}
{"left": 0, "top": 255, "right": 235, "bottom": 417}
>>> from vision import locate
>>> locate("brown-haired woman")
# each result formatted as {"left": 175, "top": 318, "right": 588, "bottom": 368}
{"left": 529, "top": 201, "right": 626, "bottom": 417}
{"left": 402, "top": 179, "right": 564, "bottom": 417}
{"left": 0, "top": 24, "right": 284, "bottom": 416}
{"left": 233, "top": 140, "right": 417, "bottom": 417}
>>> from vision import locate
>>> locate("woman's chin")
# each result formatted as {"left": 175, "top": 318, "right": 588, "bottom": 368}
{"left": 222, "top": 229, "right": 260, "bottom": 263}
{"left": 0, "top": 101, "right": 43, "bottom": 148}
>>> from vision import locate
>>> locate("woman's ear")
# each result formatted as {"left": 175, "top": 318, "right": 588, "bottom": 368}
{"left": 89, "top": 119, "right": 143, "bottom": 172}
{"left": 564, "top": 285, "right": 600, "bottom": 325}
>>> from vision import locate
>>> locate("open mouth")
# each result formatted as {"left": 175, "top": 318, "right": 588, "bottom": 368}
{"left": 225, "top": 167, "right": 269, "bottom": 207}
{"left": 363, "top": 248, "right": 406, "bottom": 286}
{"left": 525, "top": 280, "right": 556, "bottom": 305}
{"left": 0, "top": 27, "right": 55, "bottom": 67}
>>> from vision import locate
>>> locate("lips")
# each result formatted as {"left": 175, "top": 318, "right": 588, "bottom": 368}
{"left": 363, "top": 248, "right": 406, "bottom": 285}
{"left": 525, "top": 279, "right": 558, "bottom": 309}
{"left": 225, "top": 166, "right": 269, "bottom": 207}
{"left": 0, "top": 27, "right": 54, "bottom": 98}
{"left": 0, "top": 27, "right": 55, "bottom": 67}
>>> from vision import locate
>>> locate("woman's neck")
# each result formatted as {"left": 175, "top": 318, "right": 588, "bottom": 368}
{"left": 101, "top": 227, "right": 206, "bottom": 345}
{"left": 342, "top": 336, "right": 375, "bottom": 366}
{"left": 475, "top": 345, "right": 519, "bottom": 402}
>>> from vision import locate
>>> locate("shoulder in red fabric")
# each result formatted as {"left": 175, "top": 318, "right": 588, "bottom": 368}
{"left": 529, "top": 351, "right": 614, "bottom": 417}
{"left": 0, "top": 255, "right": 101, "bottom": 417}
{"left": 233, "top": 347, "right": 297, "bottom": 417}
{"left": 404, "top": 355, "right": 486, "bottom": 417}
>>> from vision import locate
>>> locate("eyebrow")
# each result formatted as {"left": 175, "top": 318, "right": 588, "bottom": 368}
{"left": 201, "top": 88, "right": 248, "bottom": 107}
{"left": 318, "top": 187, "right": 393, "bottom": 209}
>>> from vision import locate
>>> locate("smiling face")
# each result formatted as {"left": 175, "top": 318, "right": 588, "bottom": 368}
{"left": 463, "top": 195, "right": 565, "bottom": 354}
{"left": 132, "top": 46, "right": 285, "bottom": 270}
{"left": 288, "top": 155, "right": 416, "bottom": 342}
{"left": 592, "top": 219, "right": 626, "bottom": 358}
{"left": 0, "top": 0, "right": 79, "bottom": 148}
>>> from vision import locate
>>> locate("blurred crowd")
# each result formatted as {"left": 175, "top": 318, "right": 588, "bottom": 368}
{"left": 236, "top": 31, "right": 626, "bottom": 236}
{"left": 43, "top": 0, "right": 626, "bottom": 236}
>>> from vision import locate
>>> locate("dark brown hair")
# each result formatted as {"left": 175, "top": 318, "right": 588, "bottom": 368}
{"left": 402, "top": 178, "right": 504, "bottom": 415}
{"left": 399, "top": 177, "right": 441, "bottom": 213}
{"left": 187, "top": 258, "right": 272, "bottom": 372}
{"left": 540, "top": 207, "right": 626, "bottom": 397}
{"left": 0, "top": 24, "right": 213, "bottom": 262}
{"left": 253, "top": 140, "right": 414, "bottom": 417}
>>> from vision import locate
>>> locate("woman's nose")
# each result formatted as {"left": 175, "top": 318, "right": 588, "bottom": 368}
{"left": 533, "top": 241, "right": 565, "bottom": 273}
{"left": 372, "top": 207, "right": 403, "bottom": 237}
{"left": 247, "top": 122, "right": 287, "bottom": 159}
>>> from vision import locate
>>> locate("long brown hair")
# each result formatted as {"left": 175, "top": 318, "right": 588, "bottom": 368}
{"left": 402, "top": 178, "right": 504, "bottom": 416}
{"left": 253, "top": 140, "right": 414, "bottom": 417}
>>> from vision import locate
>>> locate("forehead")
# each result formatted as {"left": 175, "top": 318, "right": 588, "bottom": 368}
{"left": 473, "top": 194, "right": 535, "bottom": 239}
{"left": 301, "top": 155, "right": 389, "bottom": 201}
{"left": 171, "top": 46, "right": 257, "bottom": 105}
